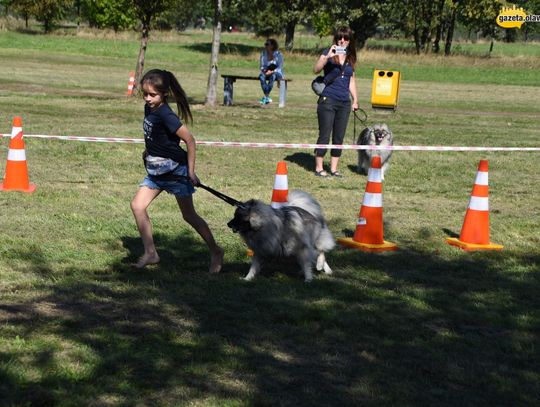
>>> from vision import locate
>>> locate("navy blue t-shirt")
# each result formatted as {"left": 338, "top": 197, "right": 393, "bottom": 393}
{"left": 321, "top": 49, "right": 354, "bottom": 103}
{"left": 143, "top": 103, "right": 187, "bottom": 165}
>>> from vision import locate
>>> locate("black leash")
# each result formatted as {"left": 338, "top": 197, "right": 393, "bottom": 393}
{"left": 157, "top": 173, "right": 243, "bottom": 207}
{"left": 197, "top": 182, "right": 244, "bottom": 207}
{"left": 352, "top": 108, "right": 368, "bottom": 144}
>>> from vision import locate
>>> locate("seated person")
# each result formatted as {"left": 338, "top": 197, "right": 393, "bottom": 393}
{"left": 258, "top": 38, "right": 284, "bottom": 104}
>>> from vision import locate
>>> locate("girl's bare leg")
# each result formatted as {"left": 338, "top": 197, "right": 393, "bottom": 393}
{"left": 131, "top": 186, "right": 162, "bottom": 268}
{"left": 176, "top": 195, "right": 224, "bottom": 273}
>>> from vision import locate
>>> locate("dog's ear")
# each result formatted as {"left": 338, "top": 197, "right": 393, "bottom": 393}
{"left": 248, "top": 212, "right": 264, "bottom": 230}
{"left": 381, "top": 123, "right": 389, "bottom": 132}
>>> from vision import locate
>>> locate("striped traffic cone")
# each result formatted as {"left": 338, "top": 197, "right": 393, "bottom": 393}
{"left": 270, "top": 161, "right": 288, "bottom": 208}
{"left": 126, "top": 71, "right": 135, "bottom": 96}
{"left": 337, "top": 156, "right": 397, "bottom": 252}
{"left": 0, "top": 116, "right": 36, "bottom": 193}
{"left": 446, "top": 160, "right": 503, "bottom": 251}
{"left": 247, "top": 161, "right": 289, "bottom": 257}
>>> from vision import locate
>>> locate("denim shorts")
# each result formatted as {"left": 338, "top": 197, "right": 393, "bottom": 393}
{"left": 139, "top": 165, "right": 195, "bottom": 197}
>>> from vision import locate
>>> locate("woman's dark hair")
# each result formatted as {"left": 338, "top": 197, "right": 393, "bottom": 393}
{"left": 264, "top": 38, "right": 278, "bottom": 51}
{"left": 333, "top": 26, "right": 357, "bottom": 68}
{"left": 140, "top": 69, "right": 193, "bottom": 124}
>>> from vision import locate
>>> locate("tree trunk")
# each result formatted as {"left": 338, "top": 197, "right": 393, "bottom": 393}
{"left": 433, "top": 0, "right": 446, "bottom": 53}
{"left": 134, "top": 24, "right": 149, "bottom": 95}
{"left": 444, "top": 6, "right": 457, "bottom": 56}
{"left": 205, "top": 0, "right": 222, "bottom": 107}
{"left": 285, "top": 20, "right": 296, "bottom": 51}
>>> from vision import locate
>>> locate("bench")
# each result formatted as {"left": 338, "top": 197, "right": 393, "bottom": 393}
{"left": 221, "top": 75, "right": 291, "bottom": 107}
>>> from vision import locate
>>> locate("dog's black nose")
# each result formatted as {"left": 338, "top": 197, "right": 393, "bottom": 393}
{"left": 227, "top": 219, "right": 237, "bottom": 232}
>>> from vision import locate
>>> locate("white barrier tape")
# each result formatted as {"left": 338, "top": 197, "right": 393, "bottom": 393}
{"left": 1, "top": 133, "right": 540, "bottom": 151}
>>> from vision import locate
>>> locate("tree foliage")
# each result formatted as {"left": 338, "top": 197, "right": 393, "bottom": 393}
{"left": 81, "top": 0, "right": 135, "bottom": 31}
{"left": 10, "top": 0, "right": 73, "bottom": 32}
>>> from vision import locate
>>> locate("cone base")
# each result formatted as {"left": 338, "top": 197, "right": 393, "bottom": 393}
{"left": 446, "top": 237, "right": 503, "bottom": 251}
{"left": 0, "top": 182, "right": 36, "bottom": 193}
{"left": 337, "top": 237, "right": 398, "bottom": 252}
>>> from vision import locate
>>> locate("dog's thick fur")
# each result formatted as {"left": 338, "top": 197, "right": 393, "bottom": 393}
{"left": 357, "top": 123, "right": 394, "bottom": 180}
{"left": 227, "top": 190, "right": 335, "bottom": 282}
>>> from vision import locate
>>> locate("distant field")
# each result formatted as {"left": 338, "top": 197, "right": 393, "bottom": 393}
{"left": 0, "top": 29, "right": 539, "bottom": 406}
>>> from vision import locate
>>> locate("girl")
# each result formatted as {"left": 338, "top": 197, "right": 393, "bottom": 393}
{"left": 131, "top": 69, "right": 224, "bottom": 273}
{"left": 313, "top": 26, "right": 358, "bottom": 178}
{"left": 258, "top": 38, "right": 284, "bottom": 104}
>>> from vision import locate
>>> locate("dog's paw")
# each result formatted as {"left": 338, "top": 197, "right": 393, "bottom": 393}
{"left": 323, "top": 262, "right": 333, "bottom": 275}
{"left": 242, "top": 275, "right": 255, "bottom": 282}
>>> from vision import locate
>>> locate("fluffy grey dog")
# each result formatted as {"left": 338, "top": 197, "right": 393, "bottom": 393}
{"left": 357, "top": 123, "right": 394, "bottom": 180}
{"left": 227, "top": 190, "right": 335, "bottom": 282}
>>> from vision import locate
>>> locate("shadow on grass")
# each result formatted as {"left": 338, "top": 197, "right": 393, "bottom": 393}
{"left": 1, "top": 232, "right": 539, "bottom": 406}
{"left": 284, "top": 152, "right": 314, "bottom": 173}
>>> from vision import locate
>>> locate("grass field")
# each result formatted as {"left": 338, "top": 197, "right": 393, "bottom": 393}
{"left": 0, "top": 29, "right": 539, "bottom": 406}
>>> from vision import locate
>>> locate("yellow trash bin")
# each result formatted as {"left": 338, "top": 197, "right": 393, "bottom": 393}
{"left": 371, "top": 70, "right": 400, "bottom": 110}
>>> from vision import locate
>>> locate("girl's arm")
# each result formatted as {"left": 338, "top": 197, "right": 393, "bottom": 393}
{"left": 349, "top": 73, "right": 359, "bottom": 111}
{"left": 176, "top": 125, "right": 200, "bottom": 185}
{"left": 313, "top": 46, "right": 336, "bottom": 74}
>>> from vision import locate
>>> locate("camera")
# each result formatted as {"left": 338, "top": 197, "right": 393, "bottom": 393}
{"left": 335, "top": 46, "right": 347, "bottom": 55}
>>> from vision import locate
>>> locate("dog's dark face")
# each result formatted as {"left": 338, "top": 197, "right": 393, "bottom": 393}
{"left": 227, "top": 200, "right": 261, "bottom": 234}
{"left": 372, "top": 124, "right": 392, "bottom": 144}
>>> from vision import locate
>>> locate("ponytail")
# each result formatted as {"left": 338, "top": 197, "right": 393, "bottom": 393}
{"left": 140, "top": 69, "right": 193, "bottom": 124}
{"left": 164, "top": 70, "right": 193, "bottom": 125}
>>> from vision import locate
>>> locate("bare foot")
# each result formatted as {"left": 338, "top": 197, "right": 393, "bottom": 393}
{"left": 209, "top": 247, "right": 224, "bottom": 274}
{"left": 132, "top": 253, "right": 160, "bottom": 269}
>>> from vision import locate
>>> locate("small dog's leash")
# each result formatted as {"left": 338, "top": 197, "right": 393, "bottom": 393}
{"left": 197, "top": 182, "right": 244, "bottom": 207}
{"left": 167, "top": 173, "right": 243, "bottom": 207}
{"left": 352, "top": 108, "right": 368, "bottom": 144}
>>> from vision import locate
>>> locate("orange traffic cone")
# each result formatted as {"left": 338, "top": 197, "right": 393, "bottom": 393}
{"left": 247, "top": 161, "right": 289, "bottom": 257}
{"left": 270, "top": 161, "right": 288, "bottom": 209}
{"left": 126, "top": 71, "right": 135, "bottom": 96}
{"left": 446, "top": 160, "right": 503, "bottom": 251}
{"left": 337, "top": 156, "right": 397, "bottom": 252}
{"left": 0, "top": 116, "right": 36, "bottom": 193}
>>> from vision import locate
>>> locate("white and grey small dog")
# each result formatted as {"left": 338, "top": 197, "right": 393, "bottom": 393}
{"left": 227, "top": 190, "right": 335, "bottom": 282}
{"left": 357, "top": 123, "right": 394, "bottom": 180}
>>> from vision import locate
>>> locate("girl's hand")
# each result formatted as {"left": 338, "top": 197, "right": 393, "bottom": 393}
{"left": 189, "top": 172, "right": 201, "bottom": 186}
{"left": 328, "top": 45, "right": 337, "bottom": 58}
{"left": 352, "top": 101, "right": 359, "bottom": 111}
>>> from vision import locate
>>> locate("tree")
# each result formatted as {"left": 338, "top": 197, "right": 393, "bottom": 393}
{"left": 10, "top": 0, "right": 73, "bottom": 32}
{"left": 205, "top": 0, "right": 222, "bottom": 106}
{"left": 458, "top": 0, "right": 503, "bottom": 54}
{"left": 130, "top": 0, "right": 171, "bottom": 94}
{"left": 81, "top": 0, "right": 135, "bottom": 31}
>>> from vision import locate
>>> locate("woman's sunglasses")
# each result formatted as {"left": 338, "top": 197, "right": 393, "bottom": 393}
{"left": 336, "top": 35, "right": 350, "bottom": 41}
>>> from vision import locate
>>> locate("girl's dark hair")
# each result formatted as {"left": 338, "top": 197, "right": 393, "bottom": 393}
{"left": 140, "top": 69, "right": 193, "bottom": 124}
{"left": 333, "top": 26, "right": 357, "bottom": 68}
{"left": 265, "top": 38, "right": 278, "bottom": 51}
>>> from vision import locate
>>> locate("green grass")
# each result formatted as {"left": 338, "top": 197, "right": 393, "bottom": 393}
{"left": 0, "top": 29, "right": 539, "bottom": 406}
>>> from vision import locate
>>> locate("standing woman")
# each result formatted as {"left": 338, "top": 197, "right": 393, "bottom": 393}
{"left": 258, "top": 38, "right": 284, "bottom": 105}
{"left": 313, "top": 26, "right": 358, "bottom": 177}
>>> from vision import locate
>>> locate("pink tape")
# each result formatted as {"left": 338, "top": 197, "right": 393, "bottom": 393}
{"left": 1, "top": 133, "right": 539, "bottom": 151}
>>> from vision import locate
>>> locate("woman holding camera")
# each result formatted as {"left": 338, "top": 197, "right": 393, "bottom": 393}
{"left": 258, "top": 38, "right": 284, "bottom": 105}
{"left": 313, "top": 26, "right": 358, "bottom": 177}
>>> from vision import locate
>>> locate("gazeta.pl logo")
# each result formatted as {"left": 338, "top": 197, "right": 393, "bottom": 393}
{"left": 496, "top": 4, "right": 539, "bottom": 28}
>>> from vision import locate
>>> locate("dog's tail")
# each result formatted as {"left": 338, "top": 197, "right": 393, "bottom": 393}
{"left": 288, "top": 190, "right": 335, "bottom": 252}
{"left": 288, "top": 190, "right": 323, "bottom": 219}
